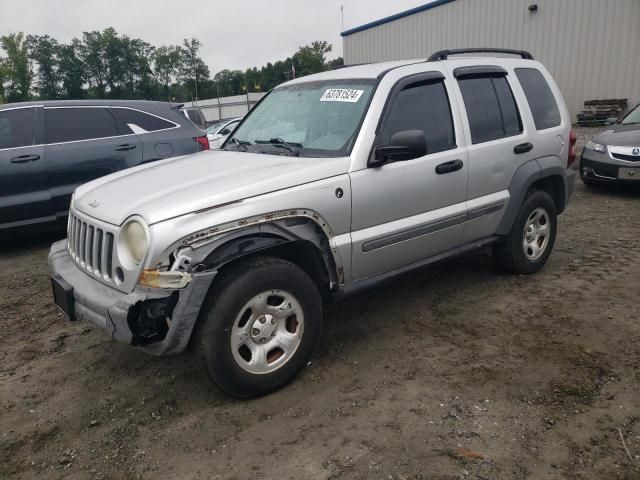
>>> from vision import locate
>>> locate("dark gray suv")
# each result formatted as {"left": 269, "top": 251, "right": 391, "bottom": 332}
{"left": 0, "top": 100, "right": 208, "bottom": 230}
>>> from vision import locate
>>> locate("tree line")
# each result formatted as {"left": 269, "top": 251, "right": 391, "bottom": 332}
{"left": 0, "top": 29, "right": 343, "bottom": 104}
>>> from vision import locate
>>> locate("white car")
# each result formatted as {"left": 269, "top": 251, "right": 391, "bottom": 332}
{"left": 206, "top": 117, "right": 242, "bottom": 149}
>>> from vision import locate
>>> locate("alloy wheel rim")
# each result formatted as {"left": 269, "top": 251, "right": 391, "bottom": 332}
{"left": 230, "top": 290, "right": 304, "bottom": 375}
{"left": 522, "top": 207, "right": 551, "bottom": 261}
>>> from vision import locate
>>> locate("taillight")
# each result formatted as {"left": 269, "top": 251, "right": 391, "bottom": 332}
{"left": 195, "top": 136, "right": 210, "bottom": 151}
{"left": 568, "top": 130, "right": 577, "bottom": 168}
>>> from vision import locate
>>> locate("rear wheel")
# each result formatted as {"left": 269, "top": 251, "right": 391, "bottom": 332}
{"left": 493, "top": 190, "right": 557, "bottom": 274}
{"left": 194, "top": 257, "right": 322, "bottom": 398}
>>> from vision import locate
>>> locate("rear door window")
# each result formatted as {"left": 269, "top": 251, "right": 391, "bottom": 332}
{"left": 45, "top": 108, "right": 120, "bottom": 143}
{"left": 0, "top": 108, "right": 36, "bottom": 149}
{"left": 113, "top": 108, "right": 175, "bottom": 133}
{"left": 457, "top": 75, "right": 523, "bottom": 144}
{"left": 515, "top": 68, "right": 561, "bottom": 130}
{"left": 380, "top": 79, "right": 456, "bottom": 155}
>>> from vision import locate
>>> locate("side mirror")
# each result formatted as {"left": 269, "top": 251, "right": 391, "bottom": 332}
{"left": 220, "top": 128, "right": 231, "bottom": 136}
{"left": 369, "top": 130, "right": 427, "bottom": 167}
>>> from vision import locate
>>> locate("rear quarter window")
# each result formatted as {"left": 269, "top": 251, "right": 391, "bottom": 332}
{"left": 113, "top": 108, "right": 175, "bottom": 133}
{"left": 515, "top": 68, "right": 561, "bottom": 130}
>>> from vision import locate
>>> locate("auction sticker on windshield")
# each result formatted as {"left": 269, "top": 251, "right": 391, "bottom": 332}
{"left": 320, "top": 89, "right": 364, "bottom": 103}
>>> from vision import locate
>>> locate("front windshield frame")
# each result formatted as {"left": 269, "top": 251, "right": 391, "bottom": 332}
{"left": 223, "top": 78, "right": 379, "bottom": 157}
{"left": 621, "top": 103, "right": 640, "bottom": 125}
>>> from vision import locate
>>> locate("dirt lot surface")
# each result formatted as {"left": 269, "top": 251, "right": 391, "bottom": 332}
{"left": 1, "top": 127, "right": 639, "bottom": 480}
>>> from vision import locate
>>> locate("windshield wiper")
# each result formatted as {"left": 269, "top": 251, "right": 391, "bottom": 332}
{"left": 254, "top": 138, "right": 302, "bottom": 156}
{"left": 225, "top": 137, "right": 251, "bottom": 151}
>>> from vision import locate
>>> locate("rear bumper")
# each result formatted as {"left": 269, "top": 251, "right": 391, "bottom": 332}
{"left": 48, "top": 240, "right": 217, "bottom": 355}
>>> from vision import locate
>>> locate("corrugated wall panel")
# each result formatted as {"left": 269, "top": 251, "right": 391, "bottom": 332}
{"left": 343, "top": 0, "right": 640, "bottom": 120}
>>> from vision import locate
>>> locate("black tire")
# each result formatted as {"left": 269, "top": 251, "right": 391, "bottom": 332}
{"left": 194, "top": 256, "right": 322, "bottom": 398}
{"left": 493, "top": 190, "right": 557, "bottom": 274}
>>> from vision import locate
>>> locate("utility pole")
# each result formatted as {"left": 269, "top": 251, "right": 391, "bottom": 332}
{"left": 341, "top": 5, "right": 344, "bottom": 32}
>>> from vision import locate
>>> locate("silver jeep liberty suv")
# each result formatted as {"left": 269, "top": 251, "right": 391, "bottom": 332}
{"left": 50, "top": 48, "right": 577, "bottom": 397}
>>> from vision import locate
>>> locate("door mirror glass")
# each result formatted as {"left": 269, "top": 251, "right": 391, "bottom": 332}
{"left": 370, "top": 130, "right": 427, "bottom": 167}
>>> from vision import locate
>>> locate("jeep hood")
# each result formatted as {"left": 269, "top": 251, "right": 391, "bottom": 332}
{"left": 73, "top": 150, "right": 350, "bottom": 225}
{"left": 595, "top": 124, "right": 640, "bottom": 146}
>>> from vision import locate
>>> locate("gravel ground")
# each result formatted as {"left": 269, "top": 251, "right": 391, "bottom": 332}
{"left": 2, "top": 126, "right": 640, "bottom": 480}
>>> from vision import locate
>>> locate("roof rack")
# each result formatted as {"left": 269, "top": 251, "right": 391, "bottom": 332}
{"left": 427, "top": 48, "right": 534, "bottom": 62}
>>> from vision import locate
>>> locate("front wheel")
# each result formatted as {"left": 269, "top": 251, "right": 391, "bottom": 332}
{"left": 194, "top": 257, "right": 322, "bottom": 398}
{"left": 493, "top": 190, "right": 557, "bottom": 274}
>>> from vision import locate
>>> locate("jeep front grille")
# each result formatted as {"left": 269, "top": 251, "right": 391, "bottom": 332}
{"left": 67, "top": 211, "right": 115, "bottom": 281}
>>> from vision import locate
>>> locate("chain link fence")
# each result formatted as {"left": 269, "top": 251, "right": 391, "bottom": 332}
{"left": 182, "top": 92, "right": 267, "bottom": 126}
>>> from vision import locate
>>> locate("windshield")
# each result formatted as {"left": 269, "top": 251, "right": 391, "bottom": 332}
{"left": 621, "top": 104, "right": 640, "bottom": 125}
{"left": 225, "top": 79, "right": 376, "bottom": 157}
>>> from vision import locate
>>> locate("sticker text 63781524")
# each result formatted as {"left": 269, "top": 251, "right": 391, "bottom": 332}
{"left": 320, "top": 88, "right": 364, "bottom": 103}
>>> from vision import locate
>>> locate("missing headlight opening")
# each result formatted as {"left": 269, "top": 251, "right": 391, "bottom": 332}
{"left": 128, "top": 293, "right": 179, "bottom": 346}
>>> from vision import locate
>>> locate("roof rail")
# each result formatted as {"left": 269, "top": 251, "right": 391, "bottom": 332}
{"left": 427, "top": 48, "right": 534, "bottom": 62}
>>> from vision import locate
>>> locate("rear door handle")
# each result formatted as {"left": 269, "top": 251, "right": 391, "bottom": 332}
{"left": 115, "top": 144, "right": 137, "bottom": 151}
{"left": 435, "top": 159, "right": 464, "bottom": 175}
{"left": 10, "top": 154, "right": 40, "bottom": 163}
{"left": 514, "top": 142, "right": 533, "bottom": 154}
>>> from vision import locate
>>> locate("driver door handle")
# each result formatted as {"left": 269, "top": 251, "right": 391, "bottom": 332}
{"left": 115, "top": 144, "right": 137, "bottom": 151}
{"left": 435, "top": 159, "right": 464, "bottom": 175}
{"left": 514, "top": 142, "right": 533, "bottom": 154}
{"left": 10, "top": 154, "right": 40, "bottom": 163}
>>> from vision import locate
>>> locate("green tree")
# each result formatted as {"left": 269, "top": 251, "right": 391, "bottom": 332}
{"left": 293, "top": 40, "right": 332, "bottom": 76}
{"left": 0, "top": 57, "right": 7, "bottom": 103}
{"left": 327, "top": 57, "right": 344, "bottom": 70}
{"left": 179, "top": 38, "right": 210, "bottom": 101}
{"left": 80, "top": 30, "right": 108, "bottom": 97}
{"left": 58, "top": 38, "right": 85, "bottom": 99}
{"left": 26, "top": 34, "right": 60, "bottom": 99}
{"left": 102, "top": 27, "right": 126, "bottom": 97}
{"left": 0, "top": 32, "right": 32, "bottom": 102}
{"left": 153, "top": 45, "right": 183, "bottom": 100}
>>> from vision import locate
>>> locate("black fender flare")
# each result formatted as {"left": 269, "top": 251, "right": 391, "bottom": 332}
{"left": 195, "top": 218, "right": 343, "bottom": 288}
{"left": 496, "top": 158, "right": 568, "bottom": 235}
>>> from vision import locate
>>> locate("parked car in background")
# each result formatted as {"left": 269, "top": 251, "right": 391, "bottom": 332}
{"left": 49, "top": 48, "right": 576, "bottom": 398}
{"left": 180, "top": 107, "right": 207, "bottom": 130}
{"left": 580, "top": 103, "right": 640, "bottom": 185}
{"left": 206, "top": 117, "right": 242, "bottom": 149}
{"left": 0, "top": 100, "right": 208, "bottom": 230}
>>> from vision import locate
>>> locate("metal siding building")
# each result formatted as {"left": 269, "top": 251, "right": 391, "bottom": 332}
{"left": 342, "top": 0, "right": 640, "bottom": 120}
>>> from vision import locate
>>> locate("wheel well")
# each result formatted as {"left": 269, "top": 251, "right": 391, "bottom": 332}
{"left": 529, "top": 175, "right": 566, "bottom": 213}
{"left": 216, "top": 240, "right": 332, "bottom": 297}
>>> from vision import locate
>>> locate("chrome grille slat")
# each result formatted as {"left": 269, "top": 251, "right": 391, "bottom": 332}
{"left": 86, "top": 226, "right": 94, "bottom": 270}
{"left": 75, "top": 218, "right": 81, "bottom": 260}
{"left": 66, "top": 209, "right": 116, "bottom": 285}
{"left": 105, "top": 233, "right": 114, "bottom": 279}
{"left": 94, "top": 228, "right": 103, "bottom": 274}
{"left": 68, "top": 214, "right": 75, "bottom": 255}
{"left": 79, "top": 222, "right": 87, "bottom": 266}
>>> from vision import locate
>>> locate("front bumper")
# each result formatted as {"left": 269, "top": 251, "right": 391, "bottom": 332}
{"left": 48, "top": 240, "right": 217, "bottom": 355}
{"left": 580, "top": 152, "right": 640, "bottom": 183}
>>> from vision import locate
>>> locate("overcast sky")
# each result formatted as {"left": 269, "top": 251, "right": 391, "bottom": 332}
{"left": 0, "top": 0, "right": 428, "bottom": 73}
